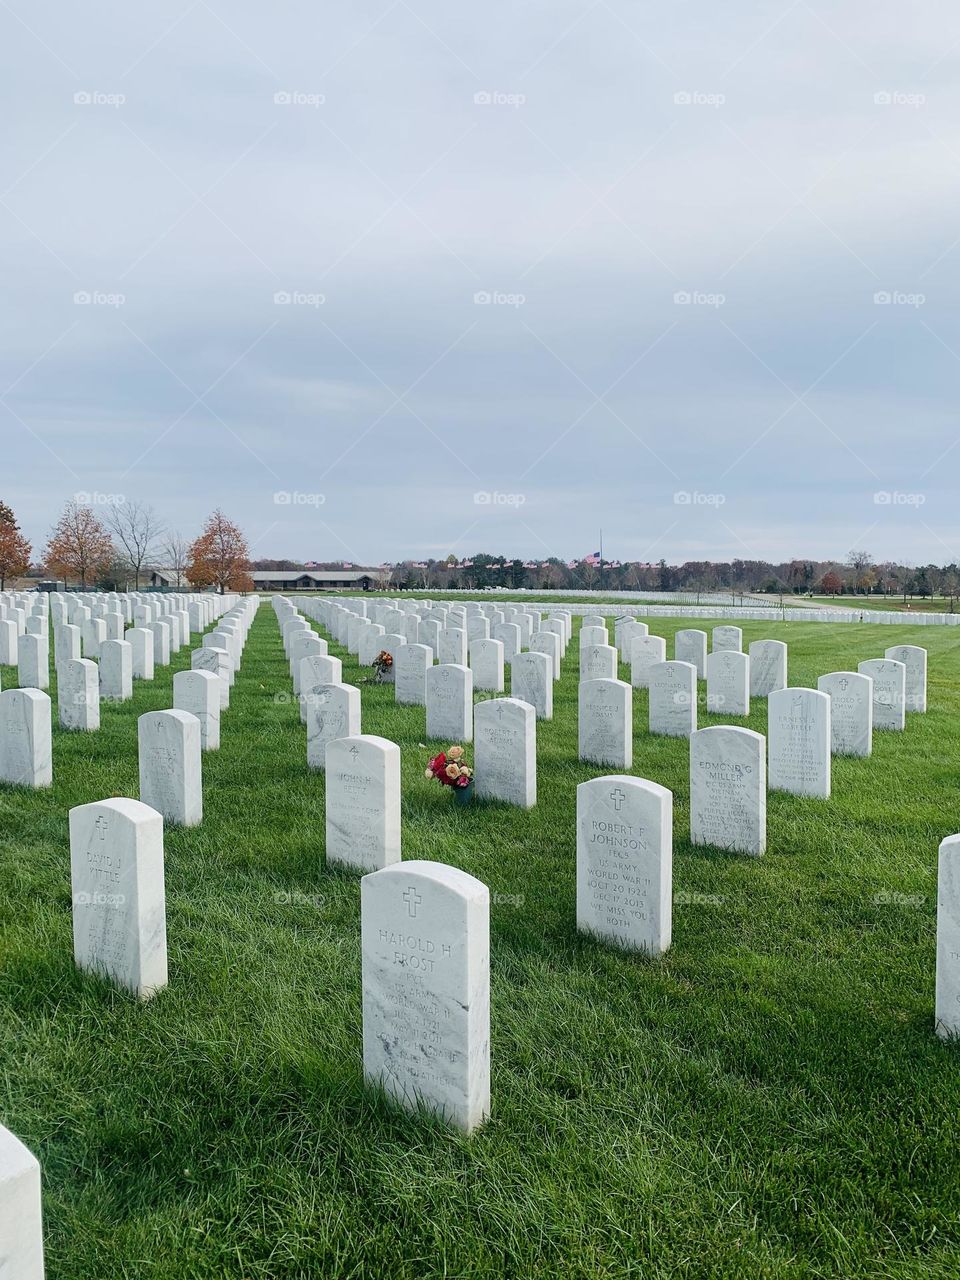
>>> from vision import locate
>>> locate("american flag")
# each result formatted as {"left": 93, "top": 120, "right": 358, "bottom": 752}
{"left": 583, "top": 551, "right": 602, "bottom": 565}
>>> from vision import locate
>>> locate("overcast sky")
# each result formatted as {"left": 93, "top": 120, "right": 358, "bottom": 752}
{"left": 2, "top": 1, "right": 959, "bottom": 567}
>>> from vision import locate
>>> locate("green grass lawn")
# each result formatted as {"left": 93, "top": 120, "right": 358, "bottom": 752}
{"left": 2, "top": 607, "right": 960, "bottom": 1279}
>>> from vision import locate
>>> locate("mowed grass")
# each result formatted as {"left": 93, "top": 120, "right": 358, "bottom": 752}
{"left": 1, "top": 605, "right": 960, "bottom": 1279}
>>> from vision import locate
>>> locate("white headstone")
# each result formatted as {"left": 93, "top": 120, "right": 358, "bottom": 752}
{"left": 0, "top": 688, "right": 52, "bottom": 788}
{"left": 138, "top": 709, "right": 202, "bottom": 826}
{"left": 674, "top": 629, "right": 707, "bottom": 679}
{"left": 474, "top": 698, "right": 536, "bottom": 808}
{"left": 437, "top": 627, "right": 467, "bottom": 666}
{"left": 884, "top": 644, "right": 927, "bottom": 712}
{"left": 469, "top": 638, "right": 504, "bottom": 693}
{"left": 99, "top": 638, "right": 133, "bottom": 702}
{"left": 576, "top": 776, "right": 671, "bottom": 955}
{"left": 325, "top": 735, "right": 401, "bottom": 872}
{"left": 648, "top": 661, "right": 697, "bottom": 737}
{"left": 936, "top": 833, "right": 960, "bottom": 1040}
{"left": 58, "top": 657, "right": 100, "bottom": 731}
{"left": 749, "top": 639, "right": 787, "bottom": 696}
{"left": 394, "top": 643, "right": 432, "bottom": 706}
{"left": 529, "top": 629, "right": 561, "bottom": 679}
{"left": 0, "top": 619, "right": 17, "bottom": 665}
{"left": 579, "top": 625, "right": 607, "bottom": 648}
{"left": 712, "top": 625, "right": 742, "bottom": 652}
{"left": 129, "top": 627, "right": 155, "bottom": 681}
{"left": 510, "top": 651, "right": 553, "bottom": 720}
{"left": 306, "top": 683, "right": 361, "bottom": 770}
{"left": 0, "top": 1124, "right": 45, "bottom": 1278}
{"left": 817, "top": 671, "right": 872, "bottom": 757}
{"left": 173, "top": 670, "right": 221, "bottom": 750}
{"left": 362, "top": 860, "right": 490, "bottom": 1132}
{"left": 580, "top": 643, "right": 618, "bottom": 681}
{"left": 690, "top": 726, "right": 766, "bottom": 855}
{"left": 630, "top": 634, "right": 666, "bottom": 688}
{"left": 425, "top": 664, "right": 473, "bottom": 741}
{"left": 69, "top": 797, "right": 167, "bottom": 999}
{"left": 191, "top": 646, "right": 229, "bottom": 708}
{"left": 150, "top": 620, "right": 171, "bottom": 666}
{"left": 768, "top": 688, "right": 830, "bottom": 798}
{"left": 17, "top": 634, "right": 48, "bottom": 691}
{"left": 492, "top": 623, "right": 520, "bottom": 662}
{"left": 705, "top": 650, "right": 750, "bottom": 716}
{"left": 858, "top": 658, "right": 906, "bottom": 732}
{"left": 578, "top": 678, "right": 632, "bottom": 768}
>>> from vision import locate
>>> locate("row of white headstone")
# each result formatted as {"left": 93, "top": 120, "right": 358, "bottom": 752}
{"left": 0, "top": 593, "right": 257, "bottom": 793}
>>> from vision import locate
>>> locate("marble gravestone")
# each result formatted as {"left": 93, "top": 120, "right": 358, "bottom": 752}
{"left": 529, "top": 629, "right": 561, "bottom": 680}
{"left": 492, "top": 623, "right": 521, "bottom": 663}
{"left": 768, "top": 687, "right": 830, "bottom": 798}
{"left": 580, "top": 644, "right": 618, "bottom": 682}
{"left": 617, "top": 620, "right": 648, "bottom": 663}
{"left": 17, "top": 634, "right": 48, "bottom": 691}
{"left": 425, "top": 664, "right": 473, "bottom": 742}
{"left": 306, "top": 682, "right": 361, "bottom": 769}
{"left": 362, "top": 860, "right": 490, "bottom": 1133}
{"left": 576, "top": 775, "right": 672, "bottom": 955}
{"left": 0, "top": 618, "right": 17, "bottom": 665}
{"left": 58, "top": 657, "right": 100, "bottom": 731}
{"left": 358, "top": 624, "right": 386, "bottom": 668}
{"left": 885, "top": 644, "right": 927, "bottom": 713}
{"left": 299, "top": 654, "right": 343, "bottom": 721}
{"left": 579, "top": 625, "right": 608, "bottom": 649}
{"left": 325, "top": 734, "right": 401, "bottom": 872}
{"left": 54, "top": 622, "right": 81, "bottom": 669}
{"left": 69, "top": 797, "right": 168, "bottom": 999}
{"left": 129, "top": 627, "right": 155, "bottom": 681}
{"left": 377, "top": 632, "right": 407, "bottom": 683}
{"left": 675, "top": 629, "right": 707, "bottom": 678}
{"left": 470, "top": 638, "right": 505, "bottom": 693}
{"left": 936, "top": 833, "right": 960, "bottom": 1039}
{"left": 192, "top": 646, "right": 230, "bottom": 709}
{"left": 648, "top": 661, "right": 697, "bottom": 738}
{"left": 150, "top": 620, "right": 171, "bottom": 667}
{"left": 578, "top": 678, "right": 632, "bottom": 768}
{"left": 138, "top": 709, "right": 202, "bottom": 827}
{"left": 712, "top": 625, "right": 742, "bottom": 652}
{"left": 438, "top": 627, "right": 468, "bottom": 667}
{"left": 705, "top": 650, "right": 749, "bottom": 716}
{"left": 0, "top": 1123, "right": 45, "bottom": 1278}
{"left": 0, "top": 688, "right": 52, "bottom": 788}
{"left": 630, "top": 634, "right": 666, "bottom": 688}
{"left": 749, "top": 639, "right": 787, "bottom": 697}
{"left": 474, "top": 697, "right": 536, "bottom": 808}
{"left": 509, "top": 651, "right": 553, "bottom": 721}
{"left": 99, "top": 638, "right": 133, "bottom": 702}
{"left": 817, "top": 671, "right": 872, "bottom": 757}
{"left": 690, "top": 726, "right": 766, "bottom": 856}
{"left": 173, "top": 670, "right": 221, "bottom": 751}
{"left": 394, "top": 643, "right": 432, "bottom": 706}
{"left": 858, "top": 658, "right": 906, "bottom": 732}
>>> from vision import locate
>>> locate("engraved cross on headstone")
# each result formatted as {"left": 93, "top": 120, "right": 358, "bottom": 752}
{"left": 403, "top": 887, "right": 422, "bottom": 918}
{"left": 94, "top": 816, "right": 109, "bottom": 840}
{"left": 610, "top": 787, "right": 626, "bottom": 811}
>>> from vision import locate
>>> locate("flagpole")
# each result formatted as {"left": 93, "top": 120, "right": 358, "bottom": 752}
{"left": 599, "top": 528, "right": 604, "bottom": 591}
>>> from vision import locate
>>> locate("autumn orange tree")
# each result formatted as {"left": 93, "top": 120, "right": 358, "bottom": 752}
{"left": 187, "top": 510, "right": 253, "bottom": 593}
{"left": 44, "top": 501, "right": 115, "bottom": 588}
{"left": 0, "top": 500, "right": 32, "bottom": 589}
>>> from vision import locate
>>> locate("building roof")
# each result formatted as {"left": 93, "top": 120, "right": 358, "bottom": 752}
{"left": 249, "top": 569, "right": 378, "bottom": 583}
